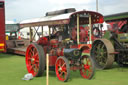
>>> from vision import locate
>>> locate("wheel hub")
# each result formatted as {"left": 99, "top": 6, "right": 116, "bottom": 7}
{"left": 31, "top": 58, "right": 35, "bottom": 62}
{"left": 84, "top": 65, "right": 90, "bottom": 69}
{"left": 58, "top": 67, "right": 62, "bottom": 72}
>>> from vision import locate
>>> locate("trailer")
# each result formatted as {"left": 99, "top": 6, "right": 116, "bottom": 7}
{"left": 0, "top": 0, "right": 6, "bottom": 52}
{"left": 5, "top": 23, "right": 30, "bottom": 55}
{"left": 0, "top": 0, "right": 30, "bottom": 55}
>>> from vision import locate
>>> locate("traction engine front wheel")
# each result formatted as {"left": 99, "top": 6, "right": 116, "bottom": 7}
{"left": 55, "top": 56, "right": 70, "bottom": 82}
{"left": 80, "top": 55, "right": 95, "bottom": 79}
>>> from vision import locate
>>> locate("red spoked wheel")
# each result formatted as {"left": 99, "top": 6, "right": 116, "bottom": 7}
{"left": 55, "top": 56, "right": 70, "bottom": 82}
{"left": 80, "top": 55, "right": 95, "bottom": 79}
{"left": 26, "top": 43, "right": 45, "bottom": 77}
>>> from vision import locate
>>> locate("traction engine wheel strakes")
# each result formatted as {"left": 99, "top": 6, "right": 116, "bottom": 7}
{"left": 26, "top": 43, "right": 45, "bottom": 77}
{"left": 91, "top": 39, "right": 115, "bottom": 69}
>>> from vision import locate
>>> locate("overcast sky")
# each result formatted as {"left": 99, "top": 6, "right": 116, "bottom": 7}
{"left": 5, "top": 0, "right": 128, "bottom": 22}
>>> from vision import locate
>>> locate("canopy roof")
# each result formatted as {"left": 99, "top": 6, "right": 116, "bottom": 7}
{"left": 20, "top": 10, "right": 104, "bottom": 28}
{"left": 104, "top": 12, "right": 128, "bottom": 22}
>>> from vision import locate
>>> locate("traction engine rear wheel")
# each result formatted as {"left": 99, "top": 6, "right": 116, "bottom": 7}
{"left": 91, "top": 39, "right": 115, "bottom": 69}
{"left": 55, "top": 56, "right": 70, "bottom": 82}
{"left": 80, "top": 55, "right": 95, "bottom": 79}
{"left": 26, "top": 43, "right": 45, "bottom": 77}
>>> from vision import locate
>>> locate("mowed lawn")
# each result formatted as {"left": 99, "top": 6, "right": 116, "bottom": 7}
{"left": 0, "top": 53, "right": 128, "bottom": 85}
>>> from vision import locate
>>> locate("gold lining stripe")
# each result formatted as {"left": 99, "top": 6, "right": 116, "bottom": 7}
{"left": 0, "top": 43, "right": 4, "bottom": 46}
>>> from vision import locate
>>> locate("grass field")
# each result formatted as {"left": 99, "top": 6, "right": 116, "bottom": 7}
{"left": 0, "top": 53, "right": 128, "bottom": 85}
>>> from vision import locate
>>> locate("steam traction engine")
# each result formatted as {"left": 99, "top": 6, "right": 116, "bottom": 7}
{"left": 21, "top": 9, "right": 104, "bottom": 82}
{"left": 91, "top": 12, "right": 128, "bottom": 69}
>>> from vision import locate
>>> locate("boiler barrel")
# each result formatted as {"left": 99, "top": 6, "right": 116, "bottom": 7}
{"left": 63, "top": 48, "right": 81, "bottom": 59}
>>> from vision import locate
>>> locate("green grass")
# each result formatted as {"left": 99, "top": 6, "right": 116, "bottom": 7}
{"left": 0, "top": 53, "right": 128, "bottom": 85}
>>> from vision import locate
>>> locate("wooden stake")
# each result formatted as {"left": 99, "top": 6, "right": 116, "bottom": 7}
{"left": 46, "top": 54, "right": 49, "bottom": 85}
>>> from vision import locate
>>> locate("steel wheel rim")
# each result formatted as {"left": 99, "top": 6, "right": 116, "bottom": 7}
{"left": 26, "top": 44, "right": 39, "bottom": 77}
{"left": 94, "top": 41, "right": 107, "bottom": 68}
{"left": 80, "top": 56, "right": 93, "bottom": 79}
{"left": 56, "top": 58, "right": 67, "bottom": 81}
{"left": 91, "top": 39, "right": 115, "bottom": 69}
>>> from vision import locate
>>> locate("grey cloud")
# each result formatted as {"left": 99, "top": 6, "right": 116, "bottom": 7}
{"left": 5, "top": 0, "right": 51, "bottom": 22}
{"left": 5, "top": 0, "right": 128, "bottom": 22}
{"left": 99, "top": 0, "right": 128, "bottom": 15}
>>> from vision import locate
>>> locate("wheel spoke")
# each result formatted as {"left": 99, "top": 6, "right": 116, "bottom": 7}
{"left": 62, "top": 63, "right": 66, "bottom": 68}
{"left": 29, "top": 65, "right": 34, "bottom": 71}
{"left": 35, "top": 60, "right": 39, "bottom": 63}
{"left": 29, "top": 49, "right": 33, "bottom": 56}
{"left": 88, "top": 69, "right": 92, "bottom": 72}
{"left": 87, "top": 59, "right": 90, "bottom": 65}
{"left": 84, "top": 70, "right": 87, "bottom": 75}
{"left": 101, "top": 44, "right": 105, "bottom": 49}
{"left": 34, "top": 53, "right": 38, "bottom": 57}
{"left": 95, "top": 42, "right": 107, "bottom": 67}
{"left": 59, "top": 71, "right": 63, "bottom": 77}
{"left": 32, "top": 49, "right": 35, "bottom": 57}
{"left": 63, "top": 71, "right": 67, "bottom": 79}
{"left": 28, "top": 57, "right": 31, "bottom": 60}
{"left": 58, "top": 60, "right": 61, "bottom": 67}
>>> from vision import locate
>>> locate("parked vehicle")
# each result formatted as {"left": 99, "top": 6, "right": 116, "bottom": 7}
{"left": 20, "top": 8, "right": 104, "bottom": 82}
{"left": 0, "top": 0, "right": 6, "bottom": 52}
{"left": 91, "top": 12, "right": 128, "bottom": 69}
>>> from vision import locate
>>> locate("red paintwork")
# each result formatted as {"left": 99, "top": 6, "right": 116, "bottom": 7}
{"left": 0, "top": 1, "right": 6, "bottom": 52}
{"left": 69, "top": 11, "right": 104, "bottom": 24}
{"left": 70, "top": 44, "right": 92, "bottom": 53}
{"left": 49, "top": 56, "right": 57, "bottom": 66}
{"left": 107, "top": 20, "right": 127, "bottom": 33}
{"left": 70, "top": 66, "right": 81, "bottom": 70}
{"left": 79, "top": 44, "right": 91, "bottom": 53}
{"left": 108, "top": 20, "right": 127, "bottom": 29}
{"left": 56, "top": 48, "right": 64, "bottom": 56}
{"left": 37, "top": 37, "right": 62, "bottom": 66}
{"left": 49, "top": 48, "right": 64, "bottom": 66}
{"left": 7, "top": 48, "right": 26, "bottom": 55}
{"left": 109, "top": 52, "right": 119, "bottom": 55}
{"left": 50, "top": 39, "right": 59, "bottom": 48}
{"left": 37, "top": 37, "right": 48, "bottom": 45}
{"left": 0, "top": 46, "right": 4, "bottom": 49}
